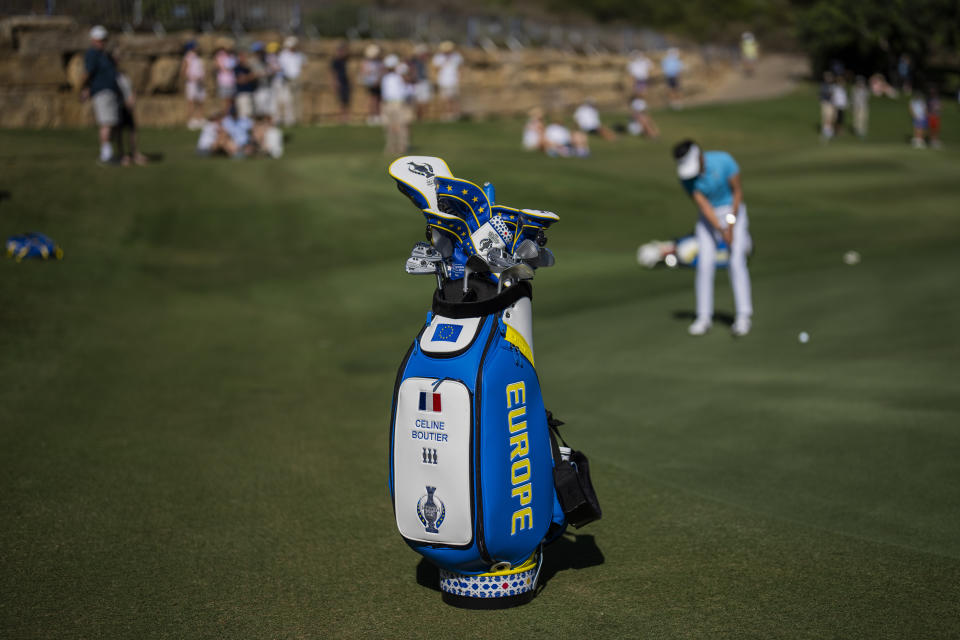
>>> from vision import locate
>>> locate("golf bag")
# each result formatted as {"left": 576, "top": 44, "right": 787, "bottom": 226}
{"left": 387, "top": 155, "right": 600, "bottom": 605}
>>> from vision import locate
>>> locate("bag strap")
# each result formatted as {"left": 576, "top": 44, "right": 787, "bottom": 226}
{"left": 545, "top": 410, "right": 569, "bottom": 448}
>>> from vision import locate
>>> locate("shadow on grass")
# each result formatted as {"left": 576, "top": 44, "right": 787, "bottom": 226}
{"left": 415, "top": 531, "right": 605, "bottom": 596}
{"left": 672, "top": 309, "right": 735, "bottom": 327}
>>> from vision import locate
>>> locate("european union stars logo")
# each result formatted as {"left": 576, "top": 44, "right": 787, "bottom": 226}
{"left": 431, "top": 323, "right": 463, "bottom": 343}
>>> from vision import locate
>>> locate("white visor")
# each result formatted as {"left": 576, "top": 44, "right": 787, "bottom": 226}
{"left": 676, "top": 144, "right": 701, "bottom": 180}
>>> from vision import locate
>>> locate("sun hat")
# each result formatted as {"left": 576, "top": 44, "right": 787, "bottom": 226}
{"left": 384, "top": 54, "right": 399, "bottom": 69}
{"left": 283, "top": 36, "right": 298, "bottom": 49}
{"left": 89, "top": 25, "right": 108, "bottom": 41}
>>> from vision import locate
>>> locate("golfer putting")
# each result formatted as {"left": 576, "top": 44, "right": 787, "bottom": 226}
{"left": 673, "top": 140, "right": 754, "bottom": 336}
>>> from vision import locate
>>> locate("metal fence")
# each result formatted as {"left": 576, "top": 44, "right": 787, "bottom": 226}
{"left": 0, "top": 0, "right": 688, "bottom": 54}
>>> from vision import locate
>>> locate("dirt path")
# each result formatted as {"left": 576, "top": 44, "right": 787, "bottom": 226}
{"left": 684, "top": 53, "right": 810, "bottom": 107}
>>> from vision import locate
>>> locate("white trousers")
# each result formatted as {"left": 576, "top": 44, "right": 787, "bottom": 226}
{"left": 694, "top": 203, "right": 753, "bottom": 321}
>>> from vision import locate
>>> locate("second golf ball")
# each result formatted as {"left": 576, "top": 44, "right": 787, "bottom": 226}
{"left": 798, "top": 331, "right": 810, "bottom": 344}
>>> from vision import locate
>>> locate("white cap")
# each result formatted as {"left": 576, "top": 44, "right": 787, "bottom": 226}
{"left": 383, "top": 54, "right": 399, "bottom": 69}
{"left": 283, "top": 36, "right": 298, "bottom": 49}
{"left": 89, "top": 25, "right": 108, "bottom": 41}
{"left": 676, "top": 143, "right": 701, "bottom": 179}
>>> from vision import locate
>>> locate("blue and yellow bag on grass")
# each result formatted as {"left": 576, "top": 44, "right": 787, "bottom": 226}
{"left": 5, "top": 233, "right": 63, "bottom": 262}
{"left": 389, "top": 279, "right": 601, "bottom": 607}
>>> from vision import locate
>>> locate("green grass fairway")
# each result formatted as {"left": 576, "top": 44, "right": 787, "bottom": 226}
{"left": 2, "top": 91, "right": 959, "bottom": 638}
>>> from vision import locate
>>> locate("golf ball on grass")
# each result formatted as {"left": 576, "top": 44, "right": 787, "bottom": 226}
{"left": 843, "top": 250, "right": 861, "bottom": 265}
{"left": 798, "top": 331, "right": 810, "bottom": 344}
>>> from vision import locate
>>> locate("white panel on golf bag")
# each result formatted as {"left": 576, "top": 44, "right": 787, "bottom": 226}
{"left": 394, "top": 377, "right": 473, "bottom": 545}
{"left": 502, "top": 297, "right": 534, "bottom": 363}
{"left": 419, "top": 315, "right": 483, "bottom": 355}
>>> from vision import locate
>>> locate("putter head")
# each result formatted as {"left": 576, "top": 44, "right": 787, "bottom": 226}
{"left": 411, "top": 241, "right": 443, "bottom": 262}
{"left": 405, "top": 256, "right": 440, "bottom": 275}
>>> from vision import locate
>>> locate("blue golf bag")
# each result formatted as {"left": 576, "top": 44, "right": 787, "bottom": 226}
{"left": 387, "top": 156, "right": 601, "bottom": 607}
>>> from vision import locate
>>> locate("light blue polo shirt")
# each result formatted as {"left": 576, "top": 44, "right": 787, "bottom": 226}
{"left": 682, "top": 151, "right": 740, "bottom": 207}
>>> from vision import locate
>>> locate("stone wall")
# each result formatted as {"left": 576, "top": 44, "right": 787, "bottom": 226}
{"left": 0, "top": 15, "right": 733, "bottom": 128}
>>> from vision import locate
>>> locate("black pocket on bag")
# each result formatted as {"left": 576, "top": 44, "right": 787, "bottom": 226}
{"left": 554, "top": 450, "right": 602, "bottom": 528}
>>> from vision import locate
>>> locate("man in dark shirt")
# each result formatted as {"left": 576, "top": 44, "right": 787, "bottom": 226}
{"left": 330, "top": 42, "right": 351, "bottom": 124}
{"left": 81, "top": 25, "right": 120, "bottom": 162}
{"left": 233, "top": 50, "right": 258, "bottom": 119}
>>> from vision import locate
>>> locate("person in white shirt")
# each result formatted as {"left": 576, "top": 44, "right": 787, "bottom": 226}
{"left": 627, "top": 97, "right": 659, "bottom": 138}
{"left": 275, "top": 36, "right": 305, "bottom": 126}
{"left": 627, "top": 51, "right": 653, "bottom": 96}
{"left": 522, "top": 107, "right": 545, "bottom": 151}
{"left": 543, "top": 120, "right": 589, "bottom": 157}
{"left": 180, "top": 41, "right": 206, "bottom": 129}
{"left": 573, "top": 99, "right": 616, "bottom": 141}
{"left": 831, "top": 77, "right": 849, "bottom": 135}
{"left": 380, "top": 55, "right": 411, "bottom": 155}
{"left": 432, "top": 41, "right": 463, "bottom": 120}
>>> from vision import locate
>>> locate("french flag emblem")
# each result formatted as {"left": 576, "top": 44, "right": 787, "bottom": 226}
{"left": 419, "top": 391, "right": 442, "bottom": 412}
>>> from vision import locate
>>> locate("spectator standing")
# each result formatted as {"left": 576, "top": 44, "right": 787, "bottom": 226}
{"left": 819, "top": 71, "right": 836, "bottom": 140}
{"left": 265, "top": 41, "right": 282, "bottom": 115}
{"left": 380, "top": 55, "right": 411, "bottom": 156}
{"left": 573, "top": 99, "right": 616, "bottom": 141}
{"left": 329, "top": 41, "right": 351, "bottom": 124}
{"left": 852, "top": 76, "right": 869, "bottom": 138}
{"left": 80, "top": 25, "right": 121, "bottom": 163}
{"left": 909, "top": 93, "right": 927, "bottom": 147}
{"left": 432, "top": 41, "right": 463, "bottom": 121}
{"left": 233, "top": 50, "right": 258, "bottom": 120}
{"left": 927, "top": 87, "right": 942, "bottom": 148}
{"left": 661, "top": 48, "right": 684, "bottom": 108}
{"left": 276, "top": 37, "right": 305, "bottom": 126}
{"left": 740, "top": 32, "right": 758, "bottom": 76}
{"left": 626, "top": 50, "right": 653, "bottom": 97}
{"left": 831, "top": 76, "right": 849, "bottom": 135}
{"left": 360, "top": 45, "right": 384, "bottom": 125}
{"left": 897, "top": 54, "right": 912, "bottom": 95}
{"left": 214, "top": 46, "right": 236, "bottom": 112}
{"left": 409, "top": 44, "right": 432, "bottom": 121}
{"left": 114, "top": 70, "right": 148, "bottom": 166}
{"left": 180, "top": 41, "right": 206, "bottom": 130}
{"left": 249, "top": 42, "right": 273, "bottom": 117}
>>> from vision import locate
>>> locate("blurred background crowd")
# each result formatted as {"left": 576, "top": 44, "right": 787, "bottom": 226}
{"left": 1, "top": 0, "right": 957, "bottom": 163}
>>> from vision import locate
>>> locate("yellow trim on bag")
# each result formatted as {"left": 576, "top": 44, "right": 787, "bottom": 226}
{"left": 505, "top": 325, "right": 534, "bottom": 367}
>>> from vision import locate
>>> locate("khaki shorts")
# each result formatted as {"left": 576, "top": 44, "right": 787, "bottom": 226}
{"left": 92, "top": 90, "right": 119, "bottom": 127}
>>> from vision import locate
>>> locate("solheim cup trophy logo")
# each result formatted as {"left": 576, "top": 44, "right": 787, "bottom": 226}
{"left": 417, "top": 486, "right": 446, "bottom": 534}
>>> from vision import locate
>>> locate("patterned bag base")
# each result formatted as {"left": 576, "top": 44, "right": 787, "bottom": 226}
{"left": 438, "top": 554, "right": 540, "bottom": 609}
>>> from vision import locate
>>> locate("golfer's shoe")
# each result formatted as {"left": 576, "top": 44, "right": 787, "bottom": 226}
{"left": 688, "top": 317, "right": 712, "bottom": 336}
{"left": 731, "top": 316, "right": 752, "bottom": 337}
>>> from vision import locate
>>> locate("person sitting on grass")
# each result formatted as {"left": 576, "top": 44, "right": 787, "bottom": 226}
{"left": 627, "top": 97, "right": 659, "bottom": 139}
{"left": 543, "top": 119, "right": 589, "bottom": 158}
{"left": 522, "top": 107, "right": 545, "bottom": 151}
{"left": 574, "top": 99, "right": 617, "bottom": 141}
